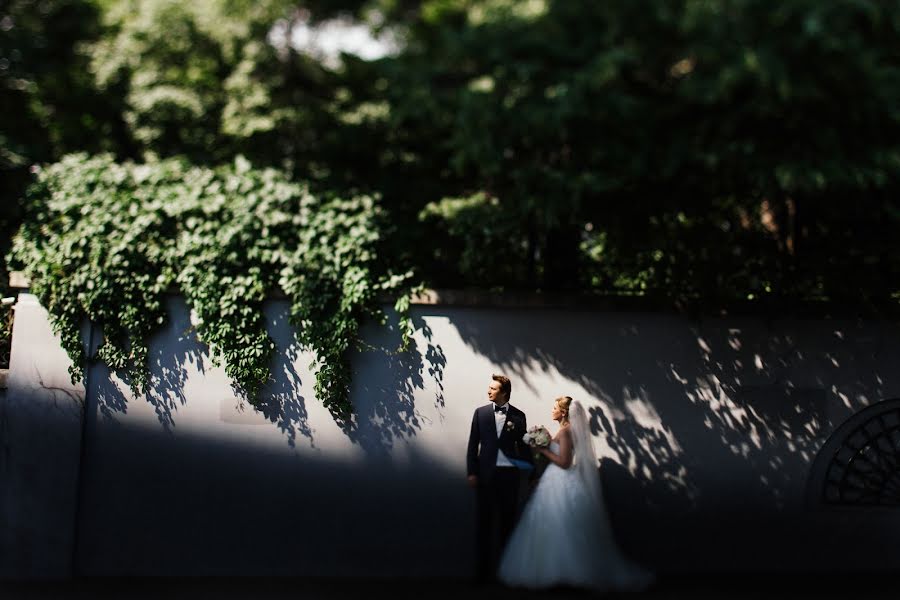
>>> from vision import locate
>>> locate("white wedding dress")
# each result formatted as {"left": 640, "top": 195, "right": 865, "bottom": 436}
{"left": 497, "top": 403, "right": 653, "bottom": 591}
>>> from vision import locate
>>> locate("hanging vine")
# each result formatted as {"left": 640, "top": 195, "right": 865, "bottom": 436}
{"left": 9, "top": 153, "right": 414, "bottom": 421}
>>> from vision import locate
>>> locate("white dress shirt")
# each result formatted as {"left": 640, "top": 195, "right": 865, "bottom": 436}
{"left": 494, "top": 403, "right": 514, "bottom": 467}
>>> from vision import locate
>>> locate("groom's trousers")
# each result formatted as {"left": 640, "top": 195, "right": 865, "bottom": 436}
{"left": 475, "top": 466, "right": 522, "bottom": 582}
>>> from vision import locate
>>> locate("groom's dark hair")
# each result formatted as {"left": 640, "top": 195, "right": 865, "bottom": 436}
{"left": 492, "top": 374, "right": 511, "bottom": 399}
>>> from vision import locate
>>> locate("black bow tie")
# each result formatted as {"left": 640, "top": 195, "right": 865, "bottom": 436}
{"left": 494, "top": 404, "right": 508, "bottom": 414}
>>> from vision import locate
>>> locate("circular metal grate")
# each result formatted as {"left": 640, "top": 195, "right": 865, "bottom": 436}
{"left": 809, "top": 399, "right": 900, "bottom": 507}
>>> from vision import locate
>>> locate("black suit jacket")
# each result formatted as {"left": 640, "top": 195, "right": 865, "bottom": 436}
{"left": 467, "top": 403, "right": 533, "bottom": 483}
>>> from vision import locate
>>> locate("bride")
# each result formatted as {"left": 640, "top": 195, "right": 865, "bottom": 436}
{"left": 497, "top": 396, "right": 653, "bottom": 591}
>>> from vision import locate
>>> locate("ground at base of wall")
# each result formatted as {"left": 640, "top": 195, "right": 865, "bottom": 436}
{"left": 0, "top": 572, "right": 898, "bottom": 600}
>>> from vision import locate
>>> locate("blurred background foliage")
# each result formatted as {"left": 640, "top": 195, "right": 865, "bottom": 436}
{"left": 2, "top": 0, "right": 899, "bottom": 307}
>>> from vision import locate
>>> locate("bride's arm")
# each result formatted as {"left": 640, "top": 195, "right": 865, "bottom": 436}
{"left": 538, "top": 427, "right": 573, "bottom": 469}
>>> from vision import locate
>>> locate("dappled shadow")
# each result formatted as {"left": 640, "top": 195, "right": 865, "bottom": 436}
{"left": 94, "top": 377, "right": 129, "bottom": 424}
{"left": 666, "top": 320, "right": 893, "bottom": 512}
{"left": 347, "top": 312, "right": 447, "bottom": 459}
{"left": 422, "top": 318, "right": 448, "bottom": 410}
{"left": 90, "top": 298, "right": 314, "bottom": 448}
{"left": 443, "top": 307, "right": 897, "bottom": 569}
{"left": 91, "top": 299, "right": 203, "bottom": 430}
{"left": 249, "top": 302, "right": 312, "bottom": 448}
{"left": 87, "top": 299, "right": 452, "bottom": 453}
{"left": 92, "top": 299, "right": 208, "bottom": 436}
{"left": 446, "top": 310, "right": 699, "bottom": 505}
{"left": 143, "top": 306, "right": 207, "bottom": 432}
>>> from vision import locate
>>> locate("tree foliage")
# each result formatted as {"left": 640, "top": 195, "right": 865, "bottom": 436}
{"left": 9, "top": 153, "right": 411, "bottom": 420}
{"left": 387, "top": 0, "right": 900, "bottom": 302}
{"left": 0, "top": 0, "right": 125, "bottom": 290}
{"left": 3, "top": 0, "right": 900, "bottom": 416}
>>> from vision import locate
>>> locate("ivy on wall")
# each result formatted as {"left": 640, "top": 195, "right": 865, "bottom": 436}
{"left": 9, "top": 153, "right": 413, "bottom": 421}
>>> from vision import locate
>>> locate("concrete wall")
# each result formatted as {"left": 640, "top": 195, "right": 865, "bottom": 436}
{"left": 0, "top": 294, "right": 87, "bottom": 578}
{"left": 4, "top": 292, "right": 900, "bottom": 578}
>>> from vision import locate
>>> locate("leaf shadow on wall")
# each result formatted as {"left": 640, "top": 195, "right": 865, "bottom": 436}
{"left": 346, "top": 312, "right": 447, "bottom": 459}
{"left": 444, "top": 307, "right": 894, "bottom": 570}
{"left": 92, "top": 297, "right": 207, "bottom": 431}
{"left": 91, "top": 299, "right": 449, "bottom": 454}
{"left": 250, "top": 301, "right": 311, "bottom": 447}
{"left": 92, "top": 297, "right": 314, "bottom": 448}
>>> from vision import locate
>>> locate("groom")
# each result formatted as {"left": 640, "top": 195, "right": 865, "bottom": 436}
{"left": 466, "top": 373, "right": 533, "bottom": 583}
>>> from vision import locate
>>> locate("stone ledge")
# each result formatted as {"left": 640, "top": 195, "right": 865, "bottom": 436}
{"left": 9, "top": 271, "right": 29, "bottom": 290}
{"left": 409, "top": 288, "right": 900, "bottom": 318}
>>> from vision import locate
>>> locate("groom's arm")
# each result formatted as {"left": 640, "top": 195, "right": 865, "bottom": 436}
{"left": 515, "top": 410, "right": 533, "bottom": 464}
{"left": 466, "top": 409, "right": 480, "bottom": 486}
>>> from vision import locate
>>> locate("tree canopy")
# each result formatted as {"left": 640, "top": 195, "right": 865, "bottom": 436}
{"left": 6, "top": 0, "right": 899, "bottom": 302}
{"left": 3, "top": 0, "right": 899, "bottom": 409}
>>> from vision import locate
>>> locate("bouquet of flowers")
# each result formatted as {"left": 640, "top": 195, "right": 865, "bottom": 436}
{"left": 523, "top": 425, "right": 551, "bottom": 448}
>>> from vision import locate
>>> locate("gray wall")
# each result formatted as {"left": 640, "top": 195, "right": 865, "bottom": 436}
{"left": 0, "top": 294, "right": 86, "bottom": 578}
{"left": 3, "top": 293, "right": 900, "bottom": 578}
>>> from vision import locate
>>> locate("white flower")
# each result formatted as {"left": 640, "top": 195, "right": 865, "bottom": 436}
{"left": 523, "top": 425, "right": 550, "bottom": 448}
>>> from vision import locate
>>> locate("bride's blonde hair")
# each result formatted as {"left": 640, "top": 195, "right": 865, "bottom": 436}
{"left": 555, "top": 396, "right": 573, "bottom": 423}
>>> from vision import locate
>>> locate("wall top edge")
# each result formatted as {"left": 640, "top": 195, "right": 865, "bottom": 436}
{"left": 409, "top": 289, "right": 900, "bottom": 318}
{"left": 10, "top": 271, "right": 898, "bottom": 318}
{"left": 8, "top": 271, "right": 30, "bottom": 290}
